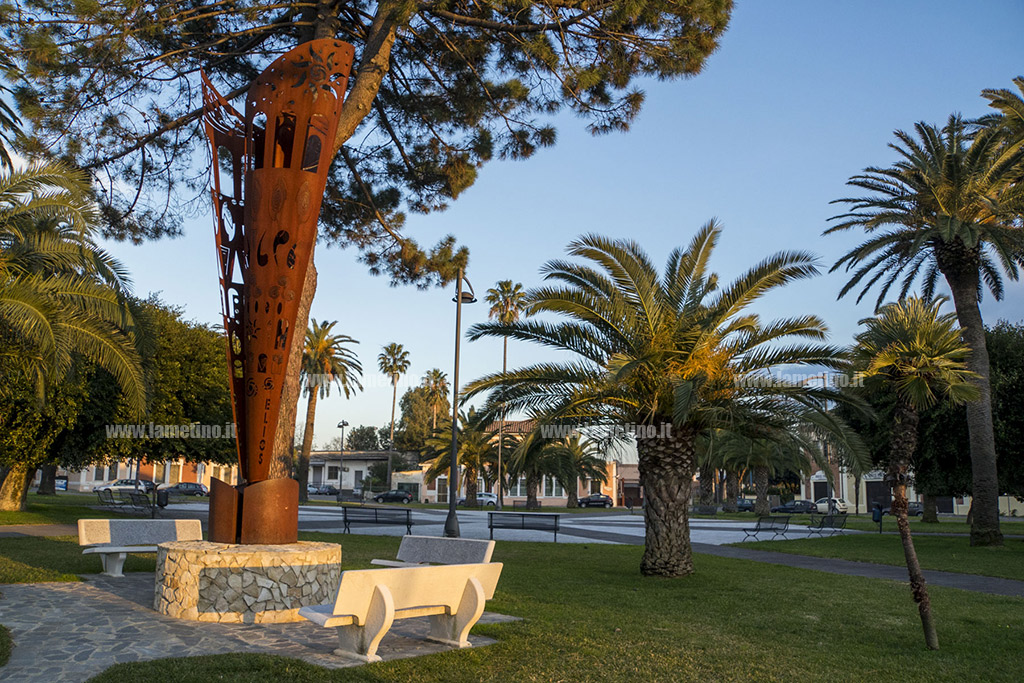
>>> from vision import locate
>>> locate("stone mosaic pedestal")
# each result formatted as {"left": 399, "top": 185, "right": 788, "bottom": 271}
{"left": 155, "top": 540, "right": 341, "bottom": 624}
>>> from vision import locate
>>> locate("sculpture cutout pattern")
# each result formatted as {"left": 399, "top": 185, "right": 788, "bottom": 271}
{"left": 202, "top": 39, "right": 355, "bottom": 544}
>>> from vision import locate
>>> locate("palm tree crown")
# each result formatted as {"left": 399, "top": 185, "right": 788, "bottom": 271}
{"left": 486, "top": 280, "right": 528, "bottom": 325}
{"left": 421, "top": 368, "right": 449, "bottom": 431}
{"left": 301, "top": 319, "right": 363, "bottom": 399}
{"left": 378, "top": 343, "right": 411, "bottom": 385}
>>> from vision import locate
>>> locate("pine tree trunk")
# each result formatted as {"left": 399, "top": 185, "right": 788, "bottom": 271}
{"left": 723, "top": 471, "right": 738, "bottom": 513}
{"left": 37, "top": 463, "right": 58, "bottom": 496}
{"left": 754, "top": 466, "right": 771, "bottom": 516}
{"left": 922, "top": 493, "right": 939, "bottom": 523}
{"left": 298, "top": 389, "right": 318, "bottom": 503}
{"left": 0, "top": 462, "right": 35, "bottom": 512}
{"left": 269, "top": 260, "right": 317, "bottom": 482}
{"left": 889, "top": 399, "right": 939, "bottom": 650}
{"left": 945, "top": 268, "right": 1002, "bottom": 546}
{"left": 637, "top": 425, "right": 697, "bottom": 577}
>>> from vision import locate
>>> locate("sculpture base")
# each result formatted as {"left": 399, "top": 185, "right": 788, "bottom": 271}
{"left": 155, "top": 541, "right": 340, "bottom": 623}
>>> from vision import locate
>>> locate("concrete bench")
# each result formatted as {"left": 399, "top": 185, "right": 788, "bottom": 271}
{"left": 370, "top": 536, "right": 495, "bottom": 568}
{"left": 342, "top": 506, "right": 413, "bottom": 535}
{"left": 488, "top": 511, "right": 560, "bottom": 542}
{"left": 77, "top": 519, "right": 203, "bottom": 577}
{"left": 299, "top": 562, "right": 503, "bottom": 662}
{"left": 742, "top": 515, "right": 790, "bottom": 541}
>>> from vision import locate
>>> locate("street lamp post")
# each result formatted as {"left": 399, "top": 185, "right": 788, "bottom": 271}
{"left": 337, "top": 420, "right": 348, "bottom": 494}
{"left": 444, "top": 268, "right": 476, "bottom": 538}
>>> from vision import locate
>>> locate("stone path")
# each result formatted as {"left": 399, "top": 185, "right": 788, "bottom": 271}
{"left": 0, "top": 574, "right": 517, "bottom": 683}
{"left": 0, "top": 524, "right": 77, "bottom": 538}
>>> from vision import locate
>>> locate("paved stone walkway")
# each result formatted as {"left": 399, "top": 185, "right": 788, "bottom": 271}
{"left": 0, "top": 574, "right": 517, "bottom": 683}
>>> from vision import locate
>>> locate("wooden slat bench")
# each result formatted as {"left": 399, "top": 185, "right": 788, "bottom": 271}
{"left": 742, "top": 515, "right": 790, "bottom": 541}
{"left": 342, "top": 506, "right": 414, "bottom": 535}
{"left": 299, "top": 562, "right": 503, "bottom": 662}
{"left": 807, "top": 514, "right": 848, "bottom": 537}
{"left": 488, "top": 512, "right": 560, "bottom": 542}
{"left": 77, "top": 519, "right": 203, "bottom": 577}
{"left": 371, "top": 536, "right": 495, "bottom": 568}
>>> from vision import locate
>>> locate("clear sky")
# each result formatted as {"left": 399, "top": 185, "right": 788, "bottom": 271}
{"left": 100, "top": 1, "right": 1024, "bottom": 448}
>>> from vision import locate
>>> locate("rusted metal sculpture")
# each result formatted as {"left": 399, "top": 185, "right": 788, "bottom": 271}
{"left": 202, "top": 39, "right": 355, "bottom": 544}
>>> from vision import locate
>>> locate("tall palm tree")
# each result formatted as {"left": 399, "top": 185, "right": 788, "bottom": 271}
{"left": 466, "top": 224, "right": 864, "bottom": 577}
{"left": 545, "top": 434, "right": 607, "bottom": 508}
{"left": 298, "top": 320, "right": 362, "bottom": 502}
{"left": 0, "top": 162, "right": 145, "bottom": 510}
{"left": 852, "top": 297, "right": 979, "bottom": 650}
{"left": 982, "top": 76, "right": 1024, "bottom": 144}
{"left": 421, "top": 368, "right": 449, "bottom": 432}
{"left": 825, "top": 114, "right": 1024, "bottom": 546}
{"left": 423, "top": 407, "right": 496, "bottom": 506}
{"left": 485, "top": 279, "right": 528, "bottom": 509}
{"left": 378, "top": 342, "right": 410, "bottom": 488}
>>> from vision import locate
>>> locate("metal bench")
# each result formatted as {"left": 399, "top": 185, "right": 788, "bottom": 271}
{"left": 742, "top": 515, "right": 790, "bottom": 541}
{"left": 96, "top": 489, "right": 127, "bottom": 509}
{"left": 371, "top": 536, "right": 495, "bottom": 568}
{"left": 511, "top": 500, "right": 542, "bottom": 510}
{"left": 299, "top": 562, "right": 503, "bottom": 662}
{"left": 77, "top": 518, "right": 203, "bottom": 577}
{"left": 807, "top": 514, "right": 848, "bottom": 537}
{"left": 488, "top": 511, "right": 560, "bottom": 542}
{"left": 691, "top": 504, "right": 718, "bottom": 516}
{"left": 342, "top": 506, "right": 414, "bottom": 535}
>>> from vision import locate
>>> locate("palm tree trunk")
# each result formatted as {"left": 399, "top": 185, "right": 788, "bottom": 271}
{"left": 753, "top": 466, "right": 770, "bottom": 516}
{"left": 698, "top": 470, "right": 714, "bottom": 506}
{"left": 387, "top": 379, "right": 397, "bottom": 489}
{"left": 497, "top": 336, "right": 507, "bottom": 510}
{"left": 890, "top": 399, "right": 939, "bottom": 650}
{"left": 465, "top": 465, "right": 478, "bottom": 506}
{"left": 0, "top": 462, "right": 35, "bottom": 512}
{"left": 566, "top": 477, "right": 579, "bottom": 508}
{"left": 723, "top": 471, "right": 738, "bottom": 513}
{"left": 945, "top": 270, "right": 1002, "bottom": 546}
{"left": 638, "top": 425, "right": 696, "bottom": 577}
{"left": 922, "top": 493, "right": 939, "bottom": 523}
{"left": 526, "top": 472, "right": 540, "bottom": 508}
{"left": 298, "top": 389, "right": 318, "bottom": 503}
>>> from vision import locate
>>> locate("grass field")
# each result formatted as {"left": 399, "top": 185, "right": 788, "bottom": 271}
{"left": 79, "top": 533, "right": 1024, "bottom": 682}
{"left": 740, "top": 533, "right": 1024, "bottom": 580}
{"left": 0, "top": 493, "right": 131, "bottom": 526}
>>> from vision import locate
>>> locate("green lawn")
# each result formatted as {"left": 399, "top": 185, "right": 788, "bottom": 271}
{"left": 0, "top": 535, "right": 157, "bottom": 582}
{"left": 740, "top": 533, "right": 1024, "bottom": 580}
{"left": 76, "top": 534, "right": 1024, "bottom": 682}
{"left": 0, "top": 492, "right": 129, "bottom": 526}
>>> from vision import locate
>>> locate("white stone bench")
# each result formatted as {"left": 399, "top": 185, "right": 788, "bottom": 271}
{"left": 299, "top": 562, "right": 503, "bottom": 662}
{"left": 77, "top": 519, "right": 203, "bottom": 577}
{"left": 370, "top": 535, "right": 495, "bottom": 568}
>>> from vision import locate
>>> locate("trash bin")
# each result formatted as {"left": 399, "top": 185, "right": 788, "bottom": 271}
{"left": 157, "top": 489, "right": 170, "bottom": 508}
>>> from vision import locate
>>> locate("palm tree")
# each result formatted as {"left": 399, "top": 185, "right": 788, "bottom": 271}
{"left": 825, "top": 114, "right": 1024, "bottom": 547}
{"left": 423, "top": 407, "right": 495, "bottom": 506}
{"left": 982, "top": 76, "right": 1024, "bottom": 144}
{"left": 466, "top": 224, "right": 864, "bottom": 577}
{"left": 421, "top": 368, "right": 449, "bottom": 432}
{"left": 852, "top": 297, "right": 979, "bottom": 650}
{"left": 506, "top": 428, "right": 556, "bottom": 509}
{"left": 714, "top": 430, "right": 825, "bottom": 516}
{"left": 298, "top": 320, "right": 362, "bottom": 502}
{"left": 485, "top": 279, "right": 528, "bottom": 509}
{"left": 0, "top": 162, "right": 145, "bottom": 510}
{"left": 378, "top": 342, "right": 410, "bottom": 488}
{"left": 545, "top": 434, "right": 607, "bottom": 507}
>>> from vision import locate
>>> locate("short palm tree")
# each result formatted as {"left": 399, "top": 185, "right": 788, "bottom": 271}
{"left": 714, "top": 430, "right": 824, "bottom": 516}
{"left": 825, "top": 114, "right": 1024, "bottom": 547}
{"left": 423, "top": 408, "right": 495, "bottom": 506}
{"left": 297, "top": 320, "right": 362, "bottom": 502}
{"left": 544, "top": 434, "right": 607, "bottom": 507}
{"left": 505, "top": 428, "right": 557, "bottom": 509}
{"left": 852, "top": 296, "right": 979, "bottom": 650}
{"left": 485, "top": 280, "right": 528, "bottom": 509}
{"left": 378, "top": 342, "right": 410, "bottom": 487}
{"left": 421, "top": 368, "right": 449, "bottom": 432}
{"left": 466, "top": 224, "right": 864, "bottom": 577}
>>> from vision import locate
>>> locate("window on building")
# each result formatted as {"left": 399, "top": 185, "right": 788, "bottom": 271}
{"left": 543, "top": 476, "right": 564, "bottom": 498}
{"left": 106, "top": 464, "right": 118, "bottom": 481}
{"left": 437, "top": 477, "right": 448, "bottom": 503}
{"left": 327, "top": 466, "right": 340, "bottom": 480}
{"left": 590, "top": 479, "right": 602, "bottom": 494}
{"left": 509, "top": 476, "right": 527, "bottom": 497}
{"left": 169, "top": 462, "right": 181, "bottom": 485}
{"left": 154, "top": 462, "right": 166, "bottom": 483}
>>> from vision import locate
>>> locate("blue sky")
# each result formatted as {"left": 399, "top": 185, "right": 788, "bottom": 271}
{"left": 101, "top": 1, "right": 1024, "bottom": 447}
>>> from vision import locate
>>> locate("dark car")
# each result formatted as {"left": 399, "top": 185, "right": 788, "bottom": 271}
{"left": 882, "top": 501, "right": 923, "bottom": 516}
{"left": 735, "top": 498, "right": 755, "bottom": 512}
{"left": 578, "top": 493, "right": 614, "bottom": 508}
{"left": 316, "top": 484, "right": 340, "bottom": 496}
{"left": 770, "top": 499, "right": 817, "bottom": 514}
{"left": 160, "top": 482, "right": 209, "bottom": 496}
{"left": 374, "top": 489, "right": 414, "bottom": 504}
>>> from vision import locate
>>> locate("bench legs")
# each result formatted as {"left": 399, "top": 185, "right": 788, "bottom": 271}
{"left": 333, "top": 584, "right": 395, "bottom": 663}
{"left": 99, "top": 552, "right": 128, "bottom": 578}
{"left": 426, "top": 576, "right": 486, "bottom": 649}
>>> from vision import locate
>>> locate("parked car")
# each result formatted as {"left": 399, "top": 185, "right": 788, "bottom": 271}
{"left": 882, "top": 501, "right": 923, "bottom": 516}
{"left": 457, "top": 492, "right": 497, "bottom": 506}
{"left": 814, "top": 497, "right": 850, "bottom": 514}
{"left": 770, "top": 499, "right": 817, "bottom": 514}
{"left": 96, "top": 479, "right": 156, "bottom": 494}
{"left": 160, "top": 482, "right": 209, "bottom": 497}
{"left": 374, "top": 489, "right": 414, "bottom": 504}
{"left": 315, "top": 484, "right": 340, "bottom": 496}
{"left": 306, "top": 484, "right": 319, "bottom": 495}
{"left": 735, "top": 498, "right": 755, "bottom": 512}
{"left": 578, "top": 493, "right": 614, "bottom": 508}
